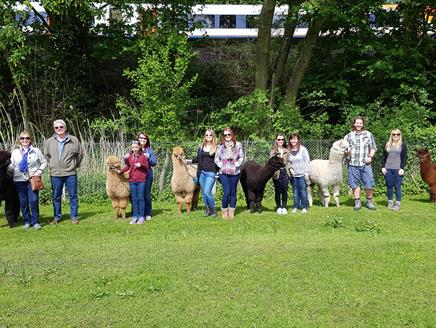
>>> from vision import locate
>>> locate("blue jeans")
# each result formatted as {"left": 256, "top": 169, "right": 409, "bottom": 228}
{"left": 14, "top": 181, "right": 40, "bottom": 225}
{"left": 130, "top": 181, "right": 145, "bottom": 221}
{"left": 219, "top": 174, "right": 240, "bottom": 208}
{"left": 290, "top": 176, "right": 308, "bottom": 210}
{"left": 144, "top": 174, "right": 153, "bottom": 217}
{"left": 385, "top": 169, "right": 403, "bottom": 202}
{"left": 199, "top": 171, "right": 216, "bottom": 209}
{"left": 51, "top": 175, "right": 78, "bottom": 221}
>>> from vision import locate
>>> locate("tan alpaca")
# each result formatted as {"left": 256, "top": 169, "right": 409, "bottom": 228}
{"left": 171, "top": 146, "right": 200, "bottom": 214}
{"left": 105, "top": 156, "right": 130, "bottom": 221}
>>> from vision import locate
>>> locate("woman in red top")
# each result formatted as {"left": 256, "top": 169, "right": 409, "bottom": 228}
{"left": 118, "top": 141, "right": 149, "bottom": 224}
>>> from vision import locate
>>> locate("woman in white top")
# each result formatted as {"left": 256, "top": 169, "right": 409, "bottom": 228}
{"left": 9, "top": 131, "right": 47, "bottom": 229}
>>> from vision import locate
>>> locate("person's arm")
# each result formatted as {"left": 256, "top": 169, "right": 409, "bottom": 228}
{"left": 214, "top": 146, "right": 223, "bottom": 168}
{"left": 76, "top": 140, "right": 84, "bottom": 168}
{"left": 381, "top": 148, "right": 388, "bottom": 175}
{"left": 147, "top": 148, "right": 157, "bottom": 167}
{"left": 235, "top": 143, "right": 244, "bottom": 167}
{"left": 34, "top": 148, "right": 48, "bottom": 176}
{"left": 303, "top": 147, "right": 311, "bottom": 175}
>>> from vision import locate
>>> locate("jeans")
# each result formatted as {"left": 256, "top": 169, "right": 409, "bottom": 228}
{"left": 130, "top": 181, "right": 145, "bottom": 220}
{"left": 385, "top": 169, "right": 403, "bottom": 202}
{"left": 348, "top": 165, "right": 375, "bottom": 189}
{"left": 144, "top": 174, "right": 153, "bottom": 217}
{"left": 273, "top": 177, "right": 288, "bottom": 208}
{"left": 219, "top": 174, "right": 240, "bottom": 208}
{"left": 199, "top": 171, "right": 216, "bottom": 209}
{"left": 14, "top": 181, "right": 40, "bottom": 225}
{"left": 290, "top": 176, "right": 308, "bottom": 209}
{"left": 51, "top": 175, "right": 78, "bottom": 221}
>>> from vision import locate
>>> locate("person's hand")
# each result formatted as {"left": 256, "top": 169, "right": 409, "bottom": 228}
{"left": 304, "top": 173, "right": 311, "bottom": 185}
{"left": 398, "top": 169, "right": 404, "bottom": 176}
{"left": 135, "top": 163, "right": 141, "bottom": 168}
{"left": 116, "top": 169, "right": 121, "bottom": 174}
{"left": 184, "top": 159, "right": 192, "bottom": 165}
{"left": 123, "top": 153, "right": 129, "bottom": 159}
{"left": 144, "top": 152, "right": 150, "bottom": 159}
{"left": 365, "top": 156, "right": 373, "bottom": 164}
{"left": 381, "top": 167, "right": 387, "bottom": 175}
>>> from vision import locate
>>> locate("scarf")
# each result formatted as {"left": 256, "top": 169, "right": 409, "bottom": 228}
{"left": 224, "top": 141, "right": 234, "bottom": 159}
{"left": 19, "top": 146, "right": 31, "bottom": 173}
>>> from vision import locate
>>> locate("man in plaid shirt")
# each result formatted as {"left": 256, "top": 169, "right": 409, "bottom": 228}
{"left": 344, "top": 116, "right": 377, "bottom": 210}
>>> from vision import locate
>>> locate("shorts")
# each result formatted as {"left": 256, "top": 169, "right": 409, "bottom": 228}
{"left": 348, "top": 164, "right": 375, "bottom": 189}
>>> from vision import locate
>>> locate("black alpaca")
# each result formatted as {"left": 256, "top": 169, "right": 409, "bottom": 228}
{"left": 240, "top": 155, "right": 285, "bottom": 213}
{"left": 0, "top": 150, "right": 20, "bottom": 227}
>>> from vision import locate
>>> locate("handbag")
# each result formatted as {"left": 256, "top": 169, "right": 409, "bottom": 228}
{"left": 30, "top": 175, "right": 44, "bottom": 191}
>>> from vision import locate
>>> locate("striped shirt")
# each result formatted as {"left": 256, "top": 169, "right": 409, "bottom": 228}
{"left": 345, "top": 130, "right": 377, "bottom": 166}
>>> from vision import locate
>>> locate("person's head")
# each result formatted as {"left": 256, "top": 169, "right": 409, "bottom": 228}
{"left": 17, "top": 130, "right": 32, "bottom": 148}
{"left": 137, "top": 132, "right": 151, "bottom": 149}
{"left": 131, "top": 140, "right": 141, "bottom": 154}
{"left": 53, "top": 119, "right": 67, "bottom": 137}
{"left": 386, "top": 128, "right": 403, "bottom": 150}
{"left": 202, "top": 129, "right": 217, "bottom": 154}
{"left": 288, "top": 133, "right": 301, "bottom": 150}
{"left": 221, "top": 127, "right": 236, "bottom": 144}
{"left": 351, "top": 116, "right": 365, "bottom": 132}
{"left": 272, "top": 133, "right": 287, "bottom": 152}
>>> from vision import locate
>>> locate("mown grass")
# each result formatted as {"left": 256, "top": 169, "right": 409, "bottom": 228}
{"left": 0, "top": 195, "right": 435, "bottom": 327}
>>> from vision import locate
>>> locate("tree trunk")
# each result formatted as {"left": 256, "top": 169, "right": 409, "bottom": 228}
{"left": 284, "top": 18, "right": 323, "bottom": 105}
{"left": 6, "top": 57, "right": 29, "bottom": 130}
{"left": 255, "top": 0, "right": 276, "bottom": 90}
{"left": 270, "top": 0, "right": 299, "bottom": 104}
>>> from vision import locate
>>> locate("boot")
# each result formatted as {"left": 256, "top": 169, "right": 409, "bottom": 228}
{"left": 209, "top": 207, "right": 217, "bottom": 218}
{"left": 228, "top": 207, "right": 235, "bottom": 219}
{"left": 204, "top": 205, "right": 210, "bottom": 217}
{"left": 221, "top": 208, "right": 229, "bottom": 219}
{"left": 353, "top": 199, "right": 361, "bottom": 211}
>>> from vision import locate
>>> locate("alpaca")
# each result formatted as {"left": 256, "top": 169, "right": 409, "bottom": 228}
{"left": 240, "top": 155, "right": 284, "bottom": 213}
{"left": 0, "top": 150, "right": 20, "bottom": 227}
{"left": 417, "top": 148, "right": 436, "bottom": 202}
{"left": 307, "top": 139, "right": 349, "bottom": 207}
{"left": 171, "top": 146, "right": 200, "bottom": 214}
{"left": 105, "top": 156, "right": 130, "bottom": 221}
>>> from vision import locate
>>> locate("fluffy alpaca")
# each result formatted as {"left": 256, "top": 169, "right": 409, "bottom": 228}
{"left": 240, "top": 155, "right": 284, "bottom": 213}
{"left": 0, "top": 150, "right": 20, "bottom": 227}
{"left": 417, "top": 148, "right": 436, "bottom": 202}
{"left": 307, "top": 139, "right": 349, "bottom": 207}
{"left": 105, "top": 156, "right": 130, "bottom": 221}
{"left": 171, "top": 146, "right": 200, "bottom": 214}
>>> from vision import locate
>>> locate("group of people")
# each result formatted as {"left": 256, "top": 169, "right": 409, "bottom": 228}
{"left": 6, "top": 116, "right": 407, "bottom": 229}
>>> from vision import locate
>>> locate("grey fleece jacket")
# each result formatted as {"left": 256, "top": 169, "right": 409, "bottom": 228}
{"left": 44, "top": 134, "right": 83, "bottom": 177}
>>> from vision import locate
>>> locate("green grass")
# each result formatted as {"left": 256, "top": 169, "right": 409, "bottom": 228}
{"left": 0, "top": 195, "right": 435, "bottom": 327}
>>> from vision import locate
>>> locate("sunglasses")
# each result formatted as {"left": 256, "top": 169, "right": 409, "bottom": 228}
{"left": 205, "top": 134, "right": 213, "bottom": 137}
{"left": 224, "top": 133, "right": 231, "bottom": 137}
{"left": 20, "top": 137, "right": 31, "bottom": 140}
{"left": 277, "top": 138, "right": 284, "bottom": 141}
{"left": 392, "top": 133, "right": 400, "bottom": 136}
{"left": 139, "top": 137, "right": 147, "bottom": 139}
{"left": 54, "top": 126, "right": 64, "bottom": 130}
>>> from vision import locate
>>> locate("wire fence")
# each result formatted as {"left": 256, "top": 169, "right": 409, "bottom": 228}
{"left": 1, "top": 140, "right": 429, "bottom": 203}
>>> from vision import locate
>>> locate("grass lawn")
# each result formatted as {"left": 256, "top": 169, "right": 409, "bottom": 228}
{"left": 0, "top": 195, "right": 435, "bottom": 327}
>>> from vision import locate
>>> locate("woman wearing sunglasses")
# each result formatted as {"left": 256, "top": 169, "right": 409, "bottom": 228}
{"left": 214, "top": 128, "right": 244, "bottom": 219}
{"left": 381, "top": 129, "right": 407, "bottom": 211}
{"left": 9, "top": 131, "right": 47, "bottom": 229}
{"left": 270, "top": 133, "right": 291, "bottom": 214}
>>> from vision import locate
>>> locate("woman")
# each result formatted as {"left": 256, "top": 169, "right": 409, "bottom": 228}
{"left": 214, "top": 128, "right": 244, "bottom": 219}
{"left": 9, "top": 131, "right": 47, "bottom": 229}
{"left": 270, "top": 133, "right": 291, "bottom": 214}
{"left": 288, "top": 133, "right": 310, "bottom": 213}
{"left": 125, "top": 133, "right": 157, "bottom": 221}
{"left": 191, "top": 129, "right": 219, "bottom": 218}
{"left": 381, "top": 129, "right": 407, "bottom": 211}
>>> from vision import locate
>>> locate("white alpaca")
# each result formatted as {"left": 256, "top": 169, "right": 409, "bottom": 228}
{"left": 307, "top": 139, "right": 349, "bottom": 207}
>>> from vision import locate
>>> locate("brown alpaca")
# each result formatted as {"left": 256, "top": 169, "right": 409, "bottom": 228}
{"left": 171, "top": 146, "right": 200, "bottom": 214}
{"left": 416, "top": 148, "right": 436, "bottom": 202}
{"left": 105, "top": 156, "right": 130, "bottom": 221}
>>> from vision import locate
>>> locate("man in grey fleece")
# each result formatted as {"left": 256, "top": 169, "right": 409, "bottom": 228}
{"left": 44, "top": 119, "right": 83, "bottom": 224}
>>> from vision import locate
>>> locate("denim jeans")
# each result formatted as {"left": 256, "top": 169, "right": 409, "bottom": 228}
{"left": 219, "top": 174, "right": 240, "bottom": 208}
{"left": 290, "top": 176, "right": 308, "bottom": 209}
{"left": 385, "top": 169, "right": 403, "bottom": 202}
{"left": 51, "top": 175, "right": 78, "bottom": 221}
{"left": 14, "top": 181, "right": 40, "bottom": 225}
{"left": 273, "top": 177, "right": 288, "bottom": 208}
{"left": 199, "top": 171, "right": 216, "bottom": 209}
{"left": 130, "top": 181, "right": 145, "bottom": 220}
{"left": 348, "top": 165, "right": 375, "bottom": 189}
{"left": 144, "top": 174, "right": 153, "bottom": 217}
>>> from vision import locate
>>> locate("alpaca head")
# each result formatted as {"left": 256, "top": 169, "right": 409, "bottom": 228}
{"left": 172, "top": 146, "right": 186, "bottom": 161}
{"left": 105, "top": 155, "right": 122, "bottom": 173}
{"left": 417, "top": 148, "right": 431, "bottom": 160}
{"left": 331, "top": 139, "right": 349, "bottom": 154}
{"left": 267, "top": 154, "right": 285, "bottom": 171}
{"left": 0, "top": 150, "right": 11, "bottom": 169}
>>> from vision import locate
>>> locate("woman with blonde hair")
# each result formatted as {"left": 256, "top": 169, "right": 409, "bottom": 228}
{"left": 381, "top": 129, "right": 407, "bottom": 211}
{"left": 9, "top": 131, "right": 47, "bottom": 229}
{"left": 191, "top": 129, "right": 219, "bottom": 218}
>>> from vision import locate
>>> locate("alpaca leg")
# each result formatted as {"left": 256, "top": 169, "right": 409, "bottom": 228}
{"left": 119, "top": 199, "right": 129, "bottom": 221}
{"left": 111, "top": 200, "right": 119, "bottom": 221}
{"left": 321, "top": 186, "right": 330, "bottom": 208}
{"left": 175, "top": 193, "right": 184, "bottom": 214}
{"left": 317, "top": 188, "right": 325, "bottom": 206}
{"left": 120, "top": 208, "right": 127, "bottom": 221}
{"left": 185, "top": 194, "right": 193, "bottom": 214}
{"left": 177, "top": 203, "right": 183, "bottom": 215}
{"left": 307, "top": 185, "right": 313, "bottom": 207}
{"left": 332, "top": 184, "right": 341, "bottom": 207}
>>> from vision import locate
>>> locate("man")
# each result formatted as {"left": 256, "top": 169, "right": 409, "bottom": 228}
{"left": 344, "top": 116, "right": 377, "bottom": 210}
{"left": 44, "top": 119, "right": 83, "bottom": 224}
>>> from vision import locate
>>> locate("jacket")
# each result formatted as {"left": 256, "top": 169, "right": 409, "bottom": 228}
{"left": 44, "top": 134, "right": 83, "bottom": 177}
{"left": 120, "top": 151, "right": 149, "bottom": 182}
{"left": 214, "top": 141, "right": 244, "bottom": 176}
{"left": 9, "top": 146, "right": 47, "bottom": 182}
{"left": 270, "top": 148, "right": 291, "bottom": 179}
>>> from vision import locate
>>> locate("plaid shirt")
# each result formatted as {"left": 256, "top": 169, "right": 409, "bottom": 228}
{"left": 345, "top": 130, "right": 377, "bottom": 166}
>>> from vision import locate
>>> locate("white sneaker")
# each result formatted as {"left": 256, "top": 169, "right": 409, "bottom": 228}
{"left": 282, "top": 208, "right": 288, "bottom": 215}
{"left": 145, "top": 216, "right": 152, "bottom": 221}
{"left": 276, "top": 208, "right": 282, "bottom": 214}
{"left": 302, "top": 208, "right": 308, "bottom": 213}
{"left": 291, "top": 208, "right": 298, "bottom": 213}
